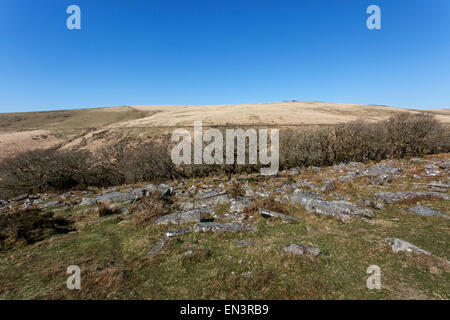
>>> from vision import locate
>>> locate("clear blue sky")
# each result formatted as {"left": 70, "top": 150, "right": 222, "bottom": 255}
{"left": 1, "top": 0, "right": 449, "bottom": 112}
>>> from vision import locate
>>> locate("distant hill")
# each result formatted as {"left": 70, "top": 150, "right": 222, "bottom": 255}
{"left": 1, "top": 101, "right": 449, "bottom": 162}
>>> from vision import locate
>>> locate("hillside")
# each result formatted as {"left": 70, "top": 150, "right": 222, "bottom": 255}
{"left": 1, "top": 154, "right": 449, "bottom": 299}
{"left": 1, "top": 101, "right": 449, "bottom": 163}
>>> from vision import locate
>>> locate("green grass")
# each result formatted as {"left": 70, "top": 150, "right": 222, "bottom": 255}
{"left": 0, "top": 156, "right": 448, "bottom": 300}
{"left": 0, "top": 200, "right": 448, "bottom": 299}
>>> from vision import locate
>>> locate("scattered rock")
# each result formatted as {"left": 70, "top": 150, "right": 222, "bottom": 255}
{"left": 358, "top": 199, "right": 385, "bottom": 210}
{"left": 320, "top": 181, "right": 336, "bottom": 193}
{"left": 289, "top": 191, "right": 374, "bottom": 220}
{"left": 374, "top": 191, "right": 450, "bottom": 204}
{"left": 424, "top": 165, "right": 442, "bottom": 177}
{"left": 244, "top": 185, "right": 255, "bottom": 197}
{"left": 283, "top": 244, "right": 320, "bottom": 256}
{"left": 80, "top": 197, "right": 96, "bottom": 206}
{"left": 289, "top": 167, "right": 300, "bottom": 175}
{"left": 438, "top": 161, "right": 450, "bottom": 170}
{"left": 95, "top": 190, "right": 144, "bottom": 204}
{"left": 39, "top": 200, "right": 61, "bottom": 209}
{"left": 194, "top": 222, "right": 255, "bottom": 233}
{"left": 154, "top": 207, "right": 213, "bottom": 225}
{"left": 407, "top": 205, "right": 449, "bottom": 219}
{"left": 386, "top": 238, "right": 431, "bottom": 255}
{"left": 237, "top": 240, "right": 254, "bottom": 246}
{"left": 164, "top": 227, "right": 191, "bottom": 237}
{"left": 428, "top": 181, "right": 450, "bottom": 191}
{"left": 12, "top": 194, "right": 28, "bottom": 202}
{"left": 216, "top": 212, "right": 247, "bottom": 222}
{"left": 230, "top": 197, "right": 252, "bottom": 213}
{"left": 147, "top": 238, "right": 167, "bottom": 255}
{"left": 259, "top": 209, "right": 299, "bottom": 222}
{"left": 60, "top": 192, "right": 72, "bottom": 200}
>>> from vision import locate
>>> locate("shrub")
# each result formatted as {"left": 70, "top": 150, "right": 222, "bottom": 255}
{"left": 227, "top": 181, "right": 246, "bottom": 198}
{"left": 130, "top": 192, "right": 170, "bottom": 226}
{"left": 0, "top": 208, "right": 72, "bottom": 250}
{"left": 97, "top": 202, "right": 122, "bottom": 217}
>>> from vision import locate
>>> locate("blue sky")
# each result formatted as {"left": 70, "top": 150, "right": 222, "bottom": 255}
{"left": 0, "top": 0, "right": 449, "bottom": 112}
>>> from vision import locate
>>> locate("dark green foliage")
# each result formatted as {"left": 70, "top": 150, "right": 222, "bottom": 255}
{"left": 0, "top": 209, "right": 72, "bottom": 250}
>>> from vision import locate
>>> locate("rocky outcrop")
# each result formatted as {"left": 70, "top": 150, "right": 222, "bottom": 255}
{"left": 358, "top": 199, "right": 385, "bottom": 210}
{"left": 230, "top": 197, "right": 252, "bottom": 213}
{"left": 194, "top": 222, "right": 255, "bottom": 233}
{"left": 12, "top": 194, "right": 28, "bottom": 202}
{"left": 259, "top": 209, "right": 299, "bottom": 222}
{"left": 283, "top": 244, "right": 320, "bottom": 256}
{"left": 39, "top": 200, "right": 61, "bottom": 209}
{"left": 95, "top": 189, "right": 144, "bottom": 204}
{"left": 147, "top": 238, "right": 167, "bottom": 255}
{"left": 374, "top": 191, "right": 450, "bottom": 204}
{"left": 154, "top": 207, "right": 213, "bottom": 225}
{"left": 164, "top": 227, "right": 191, "bottom": 237}
{"left": 407, "top": 205, "right": 449, "bottom": 219}
{"left": 289, "top": 191, "right": 374, "bottom": 220}
{"left": 386, "top": 238, "right": 431, "bottom": 255}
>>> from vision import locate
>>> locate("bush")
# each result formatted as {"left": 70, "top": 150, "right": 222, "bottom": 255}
{"left": 227, "top": 181, "right": 246, "bottom": 198}
{"left": 279, "top": 113, "right": 449, "bottom": 169}
{"left": 130, "top": 192, "right": 170, "bottom": 226}
{"left": 0, "top": 113, "right": 448, "bottom": 199}
{"left": 98, "top": 202, "right": 123, "bottom": 217}
{"left": 0, "top": 208, "right": 72, "bottom": 250}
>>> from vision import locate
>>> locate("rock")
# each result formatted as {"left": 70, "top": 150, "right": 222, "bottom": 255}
{"left": 164, "top": 227, "right": 191, "bottom": 237}
{"left": 81, "top": 197, "right": 96, "bottom": 206}
{"left": 244, "top": 185, "right": 255, "bottom": 197}
{"left": 428, "top": 181, "right": 450, "bottom": 191}
{"left": 289, "top": 167, "right": 300, "bottom": 175}
{"left": 374, "top": 191, "right": 450, "bottom": 204}
{"left": 358, "top": 199, "right": 385, "bottom": 210}
{"left": 147, "top": 238, "right": 167, "bottom": 255}
{"left": 351, "top": 163, "right": 403, "bottom": 185}
{"left": 95, "top": 190, "right": 143, "bottom": 204}
{"left": 183, "top": 250, "right": 193, "bottom": 256}
{"left": 196, "top": 190, "right": 228, "bottom": 200}
{"left": 386, "top": 238, "right": 431, "bottom": 255}
{"left": 289, "top": 191, "right": 374, "bottom": 220}
{"left": 39, "top": 200, "right": 61, "bottom": 209}
{"left": 230, "top": 197, "right": 252, "bottom": 213}
{"left": 143, "top": 184, "right": 157, "bottom": 192}
{"left": 255, "top": 191, "right": 270, "bottom": 198}
{"left": 194, "top": 222, "right": 255, "bottom": 233}
{"left": 259, "top": 209, "right": 299, "bottom": 222}
{"left": 424, "top": 165, "right": 442, "bottom": 177}
{"left": 180, "top": 190, "right": 230, "bottom": 209}
{"left": 320, "top": 181, "right": 336, "bottom": 193}
{"left": 216, "top": 212, "right": 247, "bottom": 222}
{"left": 154, "top": 207, "right": 213, "bottom": 225}
{"left": 60, "top": 192, "right": 72, "bottom": 200}
{"left": 407, "top": 205, "right": 449, "bottom": 219}
{"left": 237, "top": 240, "right": 254, "bottom": 246}
{"left": 283, "top": 244, "right": 320, "bottom": 256}
{"left": 12, "top": 194, "right": 28, "bottom": 202}
{"left": 158, "top": 184, "right": 173, "bottom": 198}
{"left": 363, "top": 163, "right": 403, "bottom": 177}
{"left": 438, "top": 161, "right": 450, "bottom": 170}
